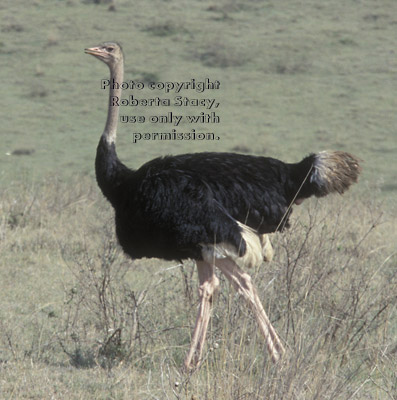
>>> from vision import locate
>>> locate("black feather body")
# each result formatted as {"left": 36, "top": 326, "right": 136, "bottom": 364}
{"left": 96, "top": 138, "right": 317, "bottom": 262}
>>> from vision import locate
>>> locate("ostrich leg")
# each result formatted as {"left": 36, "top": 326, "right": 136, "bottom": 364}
{"left": 184, "top": 260, "right": 219, "bottom": 370}
{"left": 215, "top": 258, "right": 285, "bottom": 363}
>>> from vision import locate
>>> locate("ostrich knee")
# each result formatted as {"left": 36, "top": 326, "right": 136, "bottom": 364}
{"left": 198, "top": 275, "right": 219, "bottom": 301}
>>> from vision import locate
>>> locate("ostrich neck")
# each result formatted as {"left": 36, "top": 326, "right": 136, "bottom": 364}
{"left": 96, "top": 59, "right": 129, "bottom": 205}
{"left": 104, "top": 61, "right": 124, "bottom": 144}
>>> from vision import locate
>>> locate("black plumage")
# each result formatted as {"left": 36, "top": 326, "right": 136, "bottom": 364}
{"left": 96, "top": 137, "right": 323, "bottom": 262}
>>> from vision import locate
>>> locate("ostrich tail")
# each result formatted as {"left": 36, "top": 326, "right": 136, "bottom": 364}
{"left": 310, "top": 151, "right": 362, "bottom": 197}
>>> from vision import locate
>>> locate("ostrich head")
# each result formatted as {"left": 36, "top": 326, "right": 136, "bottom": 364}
{"left": 85, "top": 42, "right": 123, "bottom": 68}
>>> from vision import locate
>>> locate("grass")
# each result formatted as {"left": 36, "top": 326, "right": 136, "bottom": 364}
{"left": 0, "top": 178, "right": 396, "bottom": 399}
{"left": 1, "top": 0, "right": 397, "bottom": 398}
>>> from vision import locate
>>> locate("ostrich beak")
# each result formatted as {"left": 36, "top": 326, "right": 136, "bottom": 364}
{"left": 85, "top": 47, "right": 103, "bottom": 56}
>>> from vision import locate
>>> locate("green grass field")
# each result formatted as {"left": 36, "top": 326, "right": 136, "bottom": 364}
{"left": 1, "top": 0, "right": 396, "bottom": 398}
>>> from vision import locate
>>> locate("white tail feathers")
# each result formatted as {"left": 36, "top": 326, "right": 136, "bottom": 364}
{"left": 311, "top": 151, "right": 361, "bottom": 197}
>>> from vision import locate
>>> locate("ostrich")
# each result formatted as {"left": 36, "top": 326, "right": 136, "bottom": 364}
{"left": 85, "top": 42, "right": 361, "bottom": 369}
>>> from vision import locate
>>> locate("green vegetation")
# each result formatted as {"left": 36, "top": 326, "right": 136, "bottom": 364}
{"left": 0, "top": 0, "right": 396, "bottom": 398}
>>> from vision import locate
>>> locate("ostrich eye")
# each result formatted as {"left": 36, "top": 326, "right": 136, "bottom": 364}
{"left": 107, "top": 47, "right": 114, "bottom": 52}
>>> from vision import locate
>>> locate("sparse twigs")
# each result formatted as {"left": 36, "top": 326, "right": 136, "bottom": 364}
{"left": 59, "top": 224, "right": 147, "bottom": 369}
{"left": 179, "top": 262, "right": 195, "bottom": 303}
{"left": 265, "top": 198, "right": 396, "bottom": 397}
